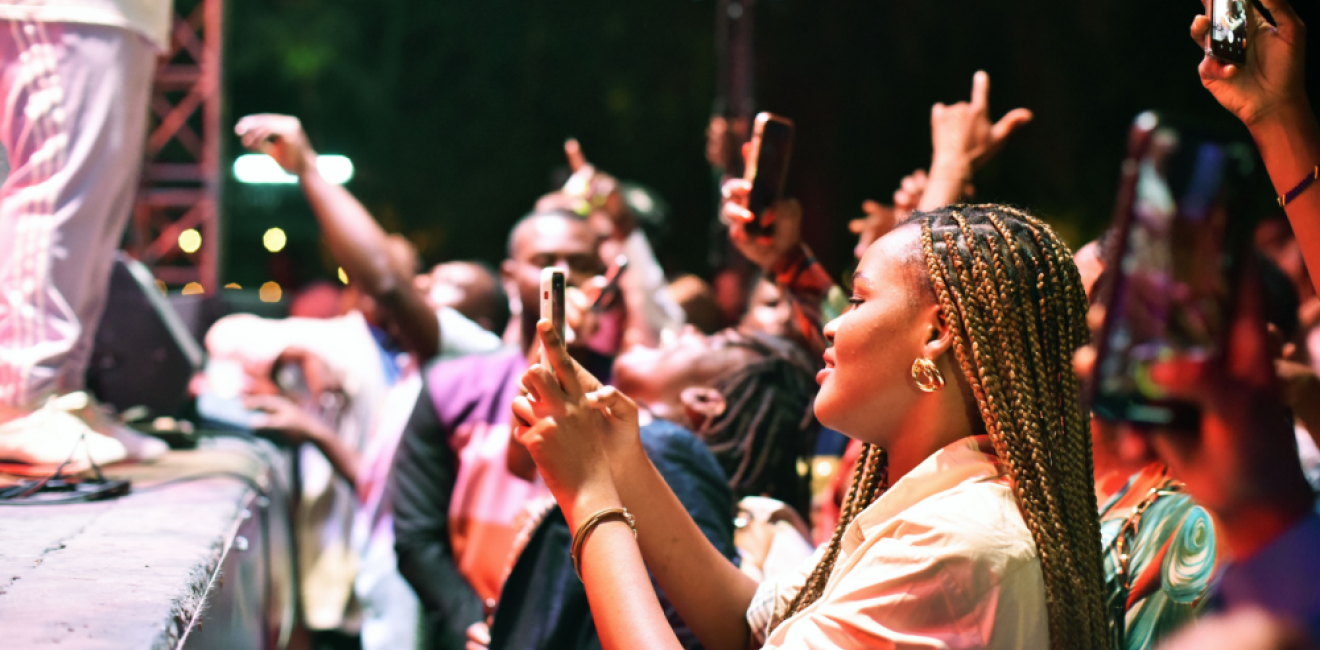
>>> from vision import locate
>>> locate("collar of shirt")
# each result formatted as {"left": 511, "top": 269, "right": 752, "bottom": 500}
{"left": 844, "top": 435, "right": 1004, "bottom": 554}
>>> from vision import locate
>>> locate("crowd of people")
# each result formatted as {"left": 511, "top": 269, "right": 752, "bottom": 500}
{"left": 2, "top": 0, "right": 1320, "bottom": 649}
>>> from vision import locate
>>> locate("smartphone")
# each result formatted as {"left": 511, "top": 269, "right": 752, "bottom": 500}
{"left": 743, "top": 113, "right": 796, "bottom": 237}
{"left": 591, "top": 254, "right": 629, "bottom": 313}
{"left": 540, "top": 268, "right": 566, "bottom": 366}
{"left": 1091, "top": 112, "right": 1256, "bottom": 428}
{"left": 1209, "top": 0, "right": 1248, "bottom": 64}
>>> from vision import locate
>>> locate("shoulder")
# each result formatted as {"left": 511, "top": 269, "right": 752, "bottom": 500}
{"left": 640, "top": 420, "right": 726, "bottom": 487}
{"left": 423, "top": 347, "right": 524, "bottom": 427}
{"left": 848, "top": 479, "right": 1041, "bottom": 602}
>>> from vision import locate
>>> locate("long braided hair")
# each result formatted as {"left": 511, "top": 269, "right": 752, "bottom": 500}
{"left": 696, "top": 330, "right": 820, "bottom": 519}
{"left": 784, "top": 205, "right": 1109, "bottom": 650}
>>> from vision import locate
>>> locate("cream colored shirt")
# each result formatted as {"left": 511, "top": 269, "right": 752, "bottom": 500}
{"left": 748, "top": 437, "right": 1049, "bottom": 650}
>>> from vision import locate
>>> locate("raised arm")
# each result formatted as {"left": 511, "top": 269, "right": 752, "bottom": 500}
{"left": 1191, "top": 0, "right": 1320, "bottom": 294}
{"left": 512, "top": 321, "right": 758, "bottom": 650}
{"left": 235, "top": 114, "right": 440, "bottom": 360}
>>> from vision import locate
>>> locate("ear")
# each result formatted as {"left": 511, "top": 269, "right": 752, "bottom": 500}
{"left": 679, "top": 386, "right": 727, "bottom": 431}
{"left": 500, "top": 259, "right": 518, "bottom": 285}
{"left": 921, "top": 304, "right": 957, "bottom": 362}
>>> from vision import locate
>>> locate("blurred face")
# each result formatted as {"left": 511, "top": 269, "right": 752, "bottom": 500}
{"left": 613, "top": 326, "right": 754, "bottom": 421}
{"left": 815, "top": 226, "right": 937, "bottom": 446}
{"left": 503, "top": 214, "right": 603, "bottom": 328}
{"left": 417, "top": 262, "right": 495, "bottom": 314}
{"left": 741, "top": 279, "right": 794, "bottom": 339}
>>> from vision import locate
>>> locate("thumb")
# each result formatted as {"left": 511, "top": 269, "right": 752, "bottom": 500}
{"left": 990, "top": 108, "right": 1034, "bottom": 143}
{"left": 586, "top": 385, "right": 638, "bottom": 422}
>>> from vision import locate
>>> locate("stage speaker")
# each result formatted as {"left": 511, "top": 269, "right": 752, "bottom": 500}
{"left": 86, "top": 254, "right": 204, "bottom": 417}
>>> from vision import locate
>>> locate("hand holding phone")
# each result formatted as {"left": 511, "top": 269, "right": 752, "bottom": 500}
{"left": 742, "top": 113, "right": 796, "bottom": 237}
{"left": 1091, "top": 112, "right": 1257, "bottom": 429}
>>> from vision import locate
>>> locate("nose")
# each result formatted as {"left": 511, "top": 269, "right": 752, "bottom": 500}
{"left": 822, "top": 316, "right": 839, "bottom": 347}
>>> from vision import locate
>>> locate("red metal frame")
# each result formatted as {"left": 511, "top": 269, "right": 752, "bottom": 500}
{"left": 130, "top": 0, "right": 222, "bottom": 292}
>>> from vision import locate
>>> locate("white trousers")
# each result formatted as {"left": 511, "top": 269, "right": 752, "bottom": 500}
{"left": 0, "top": 21, "right": 155, "bottom": 408}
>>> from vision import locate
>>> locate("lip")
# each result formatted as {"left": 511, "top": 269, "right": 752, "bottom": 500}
{"left": 816, "top": 367, "right": 832, "bottom": 385}
{"left": 822, "top": 349, "right": 836, "bottom": 368}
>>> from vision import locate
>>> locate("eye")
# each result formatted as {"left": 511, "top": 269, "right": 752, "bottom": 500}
{"left": 847, "top": 297, "right": 864, "bottom": 311}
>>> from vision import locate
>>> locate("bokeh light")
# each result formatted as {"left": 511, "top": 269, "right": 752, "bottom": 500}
{"left": 224, "top": 282, "right": 242, "bottom": 289}
{"left": 181, "top": 282, "right": 204, "bottom": 295}
{"left": 178, "top": 228, "right": 202, "bottom": 254}
{"left": 815, "top": 460, "right": 834, "bottom": 478}
{"left": 338, "top": 267, "right": 349, "bottom": 284}
{"left": 263, "top": 227, "right": 287, "bottom": 253}
{"left": 259, "top": 281, "right": 282, "bottom": 303}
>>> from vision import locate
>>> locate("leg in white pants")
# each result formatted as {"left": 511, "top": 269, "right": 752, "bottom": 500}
{"left": 0, "top": 21, "right": 156, "bottom": 410}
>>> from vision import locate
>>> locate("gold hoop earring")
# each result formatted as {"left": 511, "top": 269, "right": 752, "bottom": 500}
{"left": 911, "top": 358, "right": 945, "bottom": 393}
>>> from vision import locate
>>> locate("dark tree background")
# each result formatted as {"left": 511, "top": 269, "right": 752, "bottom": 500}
{"left": 222, "top": 0, "right": 1320, "bottom": 290}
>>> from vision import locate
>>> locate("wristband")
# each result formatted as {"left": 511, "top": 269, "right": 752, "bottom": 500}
{"left": 1278, "top": 166, "right": 1319, "bottom": 208}
{"left": 570, "top": 507, "right": 636, "bottom": 581}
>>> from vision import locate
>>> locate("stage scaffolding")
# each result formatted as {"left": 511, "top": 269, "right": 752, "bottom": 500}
{"left": 130, "top": 0, "right": 224, "bottom": 293}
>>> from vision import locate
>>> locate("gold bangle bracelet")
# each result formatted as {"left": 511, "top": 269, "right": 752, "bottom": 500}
{"left": 570, "top": 507, "right": 636, "bottom": 581}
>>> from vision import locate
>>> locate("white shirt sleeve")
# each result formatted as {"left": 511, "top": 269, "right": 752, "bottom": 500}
{"left": 436, "top": 306, "right": 504, "bottom": 360}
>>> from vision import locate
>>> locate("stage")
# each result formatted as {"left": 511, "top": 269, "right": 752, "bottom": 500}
{"left": 0, "top": 437, "right": 293, "bottom": 650}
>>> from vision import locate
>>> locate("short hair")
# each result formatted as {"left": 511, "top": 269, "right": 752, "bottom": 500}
{"left": 695, "top": 329, "right": 820, "bottom": 519}
{"left": 505, "top": 209, "right": 584, "bottom": 259}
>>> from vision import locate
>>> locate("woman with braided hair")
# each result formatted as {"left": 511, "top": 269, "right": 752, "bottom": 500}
{"left": 509, "top": 200, "right": 1109, "bottom": 650}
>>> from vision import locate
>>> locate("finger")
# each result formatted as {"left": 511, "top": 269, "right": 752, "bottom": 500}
{"left": 741, "top": 141, "right": 752, "bottom": 167}
{"left": 585, "top": 385, "right": 639, "bottom": 422}
{"left": 861, "top": 199, "right": 884, "bottom": 215}
{"left": 724, "top": 200, "right": 755, "bottom": 224}
{"left": 969, "top": 70, "right": 990, "bottom": 112}
{"left": 470, "top": 623, "right": 491, "bottom": 646}
{"left": 537, "top": 319, "right": 583, "bottom": 397}
{"left": 522, "top": 364, "right": 567, "bottom": 406}
{"left": 848, "top": 218, "right": 867, "bottom": 234}
{"left": 990, "top": 108, "right": 1034, "bottom": 144}
{"left": 512, "top": 395, "right": 538, "bottom": 429}
{"left": 1190, "top": 14, "right": 1212, "bottom": 46}
{"left": 1199, "top": 57, "right": 1239, "bottom": 82}
{"left": 721, "top": 178, "right": 751, "bottom": 200}
{"left": 565, "top": 138, "right": 588, "bottom": 172}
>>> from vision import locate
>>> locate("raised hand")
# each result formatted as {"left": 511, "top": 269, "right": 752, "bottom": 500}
{"left": 1190, "top": 0, "right": 1309, "bottom": 129}
{"left": 848, "top": 200, "right": 898, "bottom": 260}
{"left": 930, "top": 70, "right": 1034, "bottom": 173}
{"left": 721, "top": 177, "right": 803, "bottom": 271}
{"left": 234, "top": 114, "right": 317, "bottom": 177}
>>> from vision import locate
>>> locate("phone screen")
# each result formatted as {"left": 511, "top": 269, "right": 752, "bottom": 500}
{"left": 1093, "top": 115, "right": 1255, "bottom": 427}
{"left": 1209, "top": 0, "right": 1248, "bottom": 63}
{"left": 744, "top": 113, "right": 795, "bottom": 235}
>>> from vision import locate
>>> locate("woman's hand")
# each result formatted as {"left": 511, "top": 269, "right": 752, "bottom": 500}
{"left": 1190, "top": 0, "right": 1309, "bottom": 130}
{"left": 512, "top": 320, "right": 624, "bottom": 520}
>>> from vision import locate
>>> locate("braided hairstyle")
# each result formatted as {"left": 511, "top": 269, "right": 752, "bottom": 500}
{"left": 696, "top": 330, "right": 821, "bottom": 519}
{"left": 784, "top": 205, "right": 1109, "bottom": 650}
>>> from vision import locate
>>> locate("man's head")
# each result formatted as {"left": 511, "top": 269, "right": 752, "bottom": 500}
{"left": 415, "top": 261, "right": 510, "bottom": 334}
{"left": 501, "top": 210, "right": 603, "bottom": 340}
{"left": 614, "top": 326, "right": 820, "bottom": 515}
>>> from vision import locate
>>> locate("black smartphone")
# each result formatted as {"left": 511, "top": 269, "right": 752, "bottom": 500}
{"left": 743, "top": 112, "right": 795, "bottom": 237}
{"left": 1091, "top": 112, "right": 1257, "bottom": 428}
{"left": 591, "top": 254, "right": 629, "bottom": 313}
{"left": 1209, "top": 0, "right": 1249, "bottom": 64}
{"left": 540, "top": 268, "right": 566, "bottom": 365}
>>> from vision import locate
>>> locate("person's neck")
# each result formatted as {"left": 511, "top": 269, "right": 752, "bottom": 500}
{"left": 882, "top": 399, "right": 970, "bottom": 485}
